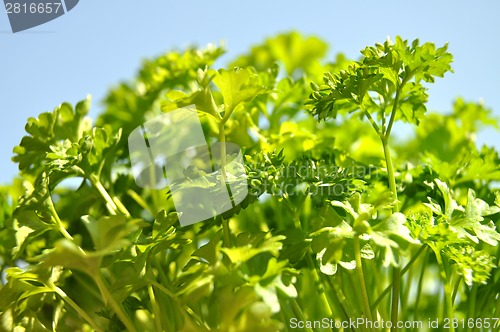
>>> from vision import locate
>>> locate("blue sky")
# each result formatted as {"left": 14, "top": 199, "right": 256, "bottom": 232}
{"left": 1, "top": 0, "right": 499, "bottom": 184}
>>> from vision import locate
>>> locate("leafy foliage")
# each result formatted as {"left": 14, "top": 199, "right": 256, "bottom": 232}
{"left": 1, "top": 32, "right": 500, "bottom": 331}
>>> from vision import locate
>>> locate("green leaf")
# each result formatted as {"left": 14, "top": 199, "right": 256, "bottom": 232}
{"left": 12, "top": 97, "right": 93, "bottom": 176}
{"left": 212, "top": 67, "right": 267, "bottom": 112}
{"left": 81, "top": 215, "right": 138, "bottom": 252}
{"left": 192, "top": 230, "right": 222, "bottom": 266}
{"left": 152, "top": 210, "right": 179, "bottom": 239}
{"left": 369, "top": 212, "right": 419, "bottom": 266}
{"left": 308, "top": 36, "right": 453, "bottom": 128}
{"left": 39, "top": 239, "right": 100, "bottom": 275}
{"left": 230, "top": 31, "right": 328, "bottom": 77}
{"left": 450, "top": 189, "right": 500, "bottom": 246}
{"left": 221, "top": 234, "right": 285, "bottom": 265}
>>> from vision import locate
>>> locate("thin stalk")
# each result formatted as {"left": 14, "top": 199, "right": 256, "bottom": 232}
{"left": 322, "top": 274, "right": 350, "bottom": 321}
{"left": 218, "top": 123, "right": 228, "bottom": 185}
{"left": 452, "top": 275, "right": 462, "bottom": 304}
{"left": 218, "top": 121, "right": 233, "bottom": 249}
{"left": 148, "top": 285, "right": 163, "bottom": 332}
{"left": 91, "top": 176, "right": 129, "bottom": 216}
{"left": 435, "top": 250, "right": 455, "bottom": 332}
{"left": 381, "top": 138, "right": 398, "bottom": 211}
{"left": 384, "top": 87, "right": 402, "bottom": 140}
{"left": 152, "top": 281, "right": 206, "bottom": 329}
{"left": 413, "top": 249, "right": 429, "bottom": 328}
{"left": 354, "top": 236, "right": 374, "bottom": 325}
{"left": 127, "top": 189, "right": 153, "bottom": 215}
{"left": 325, "top": 275, "right": 356, "bottom": 330}
{"left": 94, "top": 273, "right": 137, "bottom": 332}
{"left": 53, "top": 285, "right": 102, "bottom": 331}
{"left": 467, "top": 285, "right": 477, "bottom": 331}
{"left": 372, "top": 245, "right": 427, "bottom": 310}
{"left": 305, "top": 253, "right": 333, "bottom": 317}
{"left": 222, "top": 218, "right": 231, "bottom": 247}
{"left": 385, "top": 76, "right": 410, "bottom": 140}
{"left": 47, "top": 196, "right": 74, "bottom": 241}
{"left": 290, "top": 298, "right": 314, "bottom": 332}
{"left": 342, "top": 269, "right": 369, "bottom": 332}
{"left": 381, "top": 136, "right": 401, "bottom": 331}
{"left": 401, "top": 260, "right": 413, "bottom": 315}
{"left": 113, "top": 196, "right": 131, "bottom": 217}
{"left": 89, "top": 175, "right": 119, "bottom": 215}
{"left": 361, "top": 105, "right": 382, "bottom": 136}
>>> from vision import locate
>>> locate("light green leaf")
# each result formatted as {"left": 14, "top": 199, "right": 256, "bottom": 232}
{"left": 212, "top": 67, "right": 266, "bottom": 112}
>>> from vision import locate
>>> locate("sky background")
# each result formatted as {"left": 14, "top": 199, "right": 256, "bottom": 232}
{"left": 1, "top": 0, "right": 499, "bottom": 184}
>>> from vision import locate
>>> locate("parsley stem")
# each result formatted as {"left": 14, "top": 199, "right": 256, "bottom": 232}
{"left": 52, "top": 285, "right": 102, "bottom": 331}
{"left": 148, "top": 285, "right": 163, "bottom": 332}
{"left": 290, "top": 298, "right": 314, "bottom": 332}
{"left": 382, "top": 135, "right": 401, "bottom": 331}
{"left": 219, "top": 123, "right": 227, "bottom": 186}
{"left": 467, "top": 285, "right": 477, "bottom": 326}
{"left": 371, "top": 245, "right": 427, "bottom": 310}
{"left": 89, "top": 175, "right": 119, "bottom": 215}
{"left": 305, "top": 253, "right": 333, "bottom": 317}
{"left": 152, "top": 281, "right": 208, "bottom": 329}
{"left": 413, "top": 248, "right": 429, "bottom": 329}
{"left": 381, "top": 85, "right": 402, "bottom": 329}
{"left": 354, "top": 236, "right": 374, "bottom": 328}
{"left": 219, "top": 121, "right": 233, "bottom": 247}
{"left": 94, "top": 273, "right": 137, "bottom": 332}
{"left": 385, "top": 78, "right": 407, "bottom": 140}
{"left": 381, "top": 138, "right": 398, "bottom": 211}
{"left": 47, "top": 195, "right": 74, "bottom": 241}
{"left": 90, "top": 175, "right": 130, "bottom": 216}
{"left": 325, "top": 274, "right": 355, "bottom": 323}
{"left": 435, "top": 250, "right": 455, "bottom": 332}
{"left": 361, "top": 104, "right": 381, "bottom": 136}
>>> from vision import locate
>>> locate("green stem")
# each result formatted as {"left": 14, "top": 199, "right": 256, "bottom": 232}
{"left": 384, "top": 88, "right": 401, "bottom": 140}
{"left": 325, "top": 275, "right": 356, "bottom": 324}
{"left": 148, "top": 285, "right": 163, "bottom": 332}
{"left": 94, "top": 273, "right": 137, "bottom": 332}
{"left": 361, "top": 106, "right": 382, "bottom": 136}
{"left": 127, "top": 189, "right": 153, "bottom": 215}
{"left": 354, "top": 236, "right": 374, "bottom": 326}
{"left": 435, "top": 250, "right": 455, "bottom": 332}
{"left": 113, "top": 196, "right": 131, "bottom": 217}
{"left": 88, "top": 174, "right": 130, "bottom": 216}
{"left": 413, "top": 248, "right": 429, "bottom": 329}
{"left": 89, "top": 175, "right": 119, "bottom": 215}
{"left": 53, "top": 285, "right": 102, "bottom": 331}
{"left": 381, "top": 136, "right": 401, "bottom": 331}
{"left": 290, "top": 298, "right": 314, "bottom": 332}
{"left": 401, "top": 259, "right": 413, "bottom": 315}
{"left": 219, "top": 123, "right": 228, "bottom": 185}
{"left": 323, "top": 274, "right": 350, "bottom": 321}
{"left": 305, "top": 253, "right": 333, "bottom": 317}
{"left": 371, "top": 245, "right": 427, "bottom": 310}
{"left": 452, "top": 275, "right": 462, "bottom": 304}
{"left": 467, "top": 285, "right": 477, "bottom": 331}
{"left": 222, "top": 218, "right": 231, "bottom": 247}
{"left": 47, "top": 195, "right": 74, "bottom": 241}
{"left": 381, "top": 138, "right": 398, "bottom": 211}
{"left": 221, "top": 106, "right": 235, "bottom": 125}
{"left": 152, "top": 281, "right": 207, "bottom": 329}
